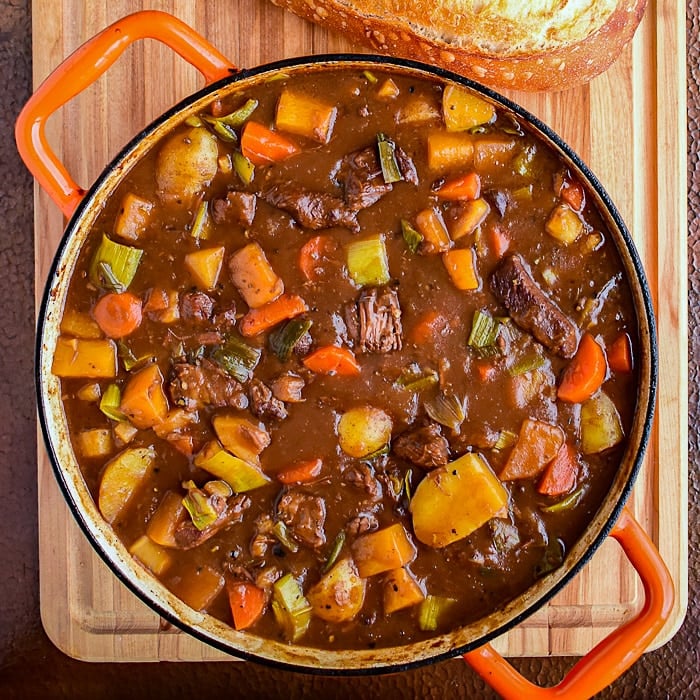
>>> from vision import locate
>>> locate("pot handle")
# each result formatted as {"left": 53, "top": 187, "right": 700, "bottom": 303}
{"left": 15, "top": 10, "right": 235, "bottom": 219}
{"left": 463, "top": 507, "right": 674, "bottom": 700}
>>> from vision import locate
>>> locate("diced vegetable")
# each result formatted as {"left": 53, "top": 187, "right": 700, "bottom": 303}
{"left": 499, "top": 419, "right": 565, "bottom": 481}
{"left": 184, "top": 245, "right": 225, "bottom": 291}
{"left": 351, "top": 523, "right": 417, "bottom": 577}
{"left": 60, "top": 309, "right": 102, "bottom": 339}
{"left": 232, "top": 151, "right": 255, "bottom": 185}
{"left": 239, "top": 293, "right": 308, "bottom": 337}
{"left": 98, "top": 446, "right": 156, "bottom": 524}
{"left": 212, "top": 413, "right": 270, "bottom": 466}
{"left": 383, "top": 567, "right": 425, "bottom": 614}
{"left": 189, "top": 200, "right": 211, "bottom": 241}
{"left": 113, "top": 421, "right": 138, "bottom": 446}
{"left": 473, "top": 136, "right": 519, "bottom": 173}
{"left": 377, "top": 133, "right": 403, "bottom": 183}
{"left": 119, "top": 363, "right": 169, "bottom": 429}
{"left": 489, "top": 224, "right": 510, "bottom": 258}
{"left": 151, "top": 407, "right": 197, "bottom": 439}
{"left": 229, "top": 242, "right": 284, "bottom": 309}
{"left": 307, "top": 558, "right": 366, "bottom": 622}
{"left": 211, "top": 333, "right": 262, "bottom": 383}
{"left": 557, "top": 333, "right": 607, "bottom": 403}
{"left": 493, "top": 429, "right": 518, "bottom": 451}
{"left": 272, "top": 520, "right": 299, "bottom": 553}
{"left": 92, "top": 292, "right": 143, "bottom": 339}
{"left": 337, "top": 405, "right": 392, "bottom": 458}
{"left": 541, "top": 488, "right": 584, "bottom": 513}
{"left": 271, "top": 573, "right": 312, "bottom": 642}
{"left": 401, "top": 219, "right": 424, "bottom": 253}
{"left": 449, "top": 198, "right": 490, "bottom": 240}
{"left": 424, "top": 392, "right": 465, "bottom": 431}
{"left": 205, "top": 98, "right": 258, "bottom": 129}
{"left": 607, "top": 332, "right": 633, "bottom": 372}
{"left": 156, "top": 127, "right": 219, "bottom": 205}
{"left": 418, "top": 595, "right": 456, "bottom": 631}
{"left": 363, "top": 70, "right": 378, "bottom": 84}
{"left": 182, "top": 479, "right": 227, "bottom": 531}
{"left": 171, "top": 565, "right": 225, "bottom": 611}
{"left": 144, "top": 287, "right": 180, "bottom": 324}
{"left": 346, "top": 234, "right": 391, "bottom": 287}
{"left": 194, "top": 440, "right": 271, "bottom": 492}
{"left": 434, "top": 172, "right": 481, "bottom": 200}
{"left": 227, "top": 580, "right": 266, "bottom": 631}
{"left": 129, "top": 535, "right": 172, "bottom": 576}
{"left": 52, "top": 337, "right": 118, "bottom": 378}
{"left": 508, "top": 352, "right": 546, "bottom": 377}
{"left": 299, "top": 234, "right": 336, "bottom": 280}
{"left": 275, "top": 89, "right": 337, "bottom": 144}
{"left": 377, "top": 78, "right": 399, "bottom": 99}
{"left": 114, "top": 193, "right": 153, "bottom": 241}
{"left": 442, "top": 248, "right": 480, "bottom": 290}
{"left": 410, "top": 310, "right": 449, "bottom": 345}
{"left": 99, "top": 383, "right": 125, "bottom": 421}
{"left": 324, "top": 530, "right": 346, "bottom": 573}
{"left": 76, "top": 382, "right": 101, "bottom": 402}
{"left": 89, "top": 234, "right": 143, "bottom": 293}
{"left": 146, "top": 490, "right": 187, "bottom": 547}
{"left": 268, "top": 317, "right": 313, "bottom": 361}
{"left": 240, "top": 121, "right": 300, "bottom": 166}
{"left": 427, "top": 132, "right": 474, "bottom": 171}
{"left": 397, "top": 98, "right": 441, "bottom": 124}
{"left": 77, "top": 428, "right": 113, "bottom": 458}
{"left": 394, "top": 364, "right": 439, "bottom": 392}
{"left": 415, "top": 208, "right": 451, "bottom": 253}
{"left": 276, "top": 458, "right": 323, "bottom": 485}
{"left": 442, "top": 85, "right": 496, "bottom": 131}
{"left": 303, "top": 345, "right": 361, "bottom": 376}
{"left": 545, "top": 203, "right": 584, "bottom": 245}
{"left": 558, "top": 174, "right": 585, "bottom": 212}
{"left": 580, "top": 391, "right": 624, "bottom": 454}
{"left": 468, "top": 309, "right": 501, "bottom": 354}
{"left": 410, "top": 452, "right": 508, "bottom": 547}
{"left": 537, "top": 442, "right": 580, "bottom": 496}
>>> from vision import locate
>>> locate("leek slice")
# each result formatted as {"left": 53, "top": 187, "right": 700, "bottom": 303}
{"left": 418, "top": 595, "right": 456, "bottom": 631}
{"left": 205, "top": 99, "right": 259, "bottom": 128}
{"left": 541, "top": 488, "right": 584, "bottom": 514}
{"left": 508, "top": 352, "right": 546, "bottom": 377}
{"left": 232, "top": 151, "right": 255, "bottom": 185}
{"left": 268, "top": 317, "right": 313, "bottom": 361}
{"left": 99, "top": 383, "right": 125, "bottom": 422}
{"left": 493, "top": 429, "right": 518, "bottom": 451}
{"left": 425, "top": 392, "right": 466, "bottom": 431}
{"left": 323, "top": 530, "right": 346, "bottom": 573}
{"left": 272, "top": 520, "right": 299, "bottom": 553}
{"left": 377, "top": 133, "right": 403, "bottom": 183}
{"left": 211, "top": 334, "right": 261, "bottom": 382}
{"left": 395, "top": 364, "right": 439, "bottom": 392}
{"left": 271, "top": 573, "right": 312, "bottom": 642}
{"left": 401, "top": 219, "right": 423, "bottom": 253}
{"left": 190, "top": 200, "right": 211, "bottom": 241}
{"left": 363, "top": 70, "right": 378, "bottom": 84}
{"left": 346, "top": 234, "right": 390, "bottom": 287}
{"left": 468, "top": 310, "right": 501, "bottom": 355}
{"left": 89, "top": 234, "right": 143, "bottom": 292}
{"left": 182, "top": 480, "right": 219, "bottom": 531}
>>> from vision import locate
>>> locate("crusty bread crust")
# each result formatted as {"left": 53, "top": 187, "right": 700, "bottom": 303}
{"left": 269, "top": 0, "right": 647, "bottom": 91}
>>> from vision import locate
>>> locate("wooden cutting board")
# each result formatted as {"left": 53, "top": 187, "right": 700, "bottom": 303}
{"left": 32, "top": 0, "right": 688, "bottom": 662}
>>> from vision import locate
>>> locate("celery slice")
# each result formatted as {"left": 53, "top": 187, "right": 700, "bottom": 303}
{"left": 346, "top": 235, "right": 390, "bottom": 287}
{"left": 401, "top": 219, "right": 423, "bottom": 253}
{"left": 377, "top": 133, "right": 403, "bottom": 183}
{"left": 508, "top": 352, "right": 546, "bottom": 376}
{"left": 272, "top": 573, "right": 312, "bottom": 642}
{"left": 232, "top": 151, "right": 255, "bottom": 185}
{"left": 89, "top": 234, "right": 143, "bottom": 292}
{"left": 395, "top": 364, "right": 439, "bottom": 392}
{"left": 211, "top": 334, "right": 261, "bottom": 382}
{"left": 99, "top": 383, "right": 125, "bottom": 422}
{"left": 418, "top": 595, "right": 456, "bottom": 631}
{"left": 190, "top": 200, "right": 211, "bottom": 241}
{"left": 468, "top": 310, "right": 501, "bottom": 352}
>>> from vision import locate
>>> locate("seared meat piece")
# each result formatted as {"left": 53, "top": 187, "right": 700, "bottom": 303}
{"left": 212, "top": 301, "right": 237, "bottom": 330}
{"left": 179, "top": 291, "right": 214, "bottom": 323}
{"left": 174, "top": 492, "right": 251, "bottom": 550}
{"left": 345, "top": 511, "right": 379, "bottom": 536}
{"left": 170, "top": 359, "right": 248, "bottom": 410}
{"left": 343, "top": 463, "right": 382, "bottom": 501}
{"left": 262, "top": 184, "right": 359, "bottom": 232}
{"left": 277, "top": 490, "right": 327, "bottom": 548}
{"left": 393, "top": 422, "right": 450, "bottom": 468}
{"left": 249, "top": 379, "right": 288, "bottom": 420}
{"left": 270, "top": 372, "right": 305, "bottom": 403}
{"left": 339, "top": 146, "right": 392, "bottom": 209}
{"left": 212, "top": 190, "right": 257, "bottom": 227}
{"left": 393, "top": 144, "right": 419, "bottom": 185}
{"left": 490, "top": 254, "right": 579, "bottom": 358}
{"left": 346, "top": 287, "right": 403, "bottom": 354}
{"left": 250, "top": 514, "right": 276, "bottom": 558}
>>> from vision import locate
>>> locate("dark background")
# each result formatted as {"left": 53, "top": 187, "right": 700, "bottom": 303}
{"left": 1, "top": 2, "right": 697, "bottom": 697}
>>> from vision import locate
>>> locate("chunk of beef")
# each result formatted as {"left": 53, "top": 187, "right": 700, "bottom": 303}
{"left": 212, "top": 301, "right": 237, "bottom": 330}
{"left": 270, "top": 372, "right": 305, "bottom": 403}
{"left": 174, "top": 492, "right": 251, "bottom": 550}
{"left": 250, "top": 514, "right": 276, "bottom": 558}
{"left": 346, "top": 287, "right": 403, "bottom": 354}
{"left": 170, "top": 359, "right": 248, "bottom": 410}
{"left": 393, "top": 144, "right": 419, "bottom": 185}
{"left": 249, "top": 379, "right": 288, "bottom": 420}
{"left": 262, "top": 184, "right": 359, "bottom": 231}
{"left": 212, "top": 190, "right": 256, "bottom": 227}
{"left": 277, "top": 490, "right": 326, "bottom": 548}
{"left": 490, "top": 254, "right": 579, "bottom": 358}
{"left": 179, "top": 291, "right": 214, "bottom": 323}
{"left": 393, "top": 421, "right": 450, "bottom": 468}
{"left": 343, "top": 463, "right": 382, "bottom": 501}
{"left": 339, "top": 146, "right": 392, "bottom": 209}
{"left": 345, "top": 511, "right": 379, "bottom": 536}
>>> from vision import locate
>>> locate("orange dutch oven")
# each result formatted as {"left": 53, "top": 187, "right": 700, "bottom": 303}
{"left": 15, "top": 11, "right": 674, "bottom": 699}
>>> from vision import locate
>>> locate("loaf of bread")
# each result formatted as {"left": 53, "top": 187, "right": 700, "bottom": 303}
{"left": 269, "top": 0, "right": 647, "bottom": 91}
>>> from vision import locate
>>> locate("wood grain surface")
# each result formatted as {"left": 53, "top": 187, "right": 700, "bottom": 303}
{"left": 31, "top": 0, "right": 687, "bottom": 662}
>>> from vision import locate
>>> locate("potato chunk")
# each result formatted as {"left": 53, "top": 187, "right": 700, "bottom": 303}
{"left": 307, "top": 558, "right": 366, "bottom": 622}
{"left": 337, "top": 406, "right": 392, "bottom": 458}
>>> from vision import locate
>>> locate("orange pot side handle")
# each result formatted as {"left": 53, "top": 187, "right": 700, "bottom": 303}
{"left": 14, "top": 10, "right": 235, "bottom": 218}
{"left": 463, "top": 507, "right": 675, "bottom": 700}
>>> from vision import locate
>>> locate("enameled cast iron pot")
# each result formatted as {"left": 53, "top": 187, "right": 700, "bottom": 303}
{"left": 16, "top": 11, "right": 674, "bottom": 698}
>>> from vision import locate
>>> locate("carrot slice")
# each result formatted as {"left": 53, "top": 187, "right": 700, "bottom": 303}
{"left": 299, "top": 235, "right": 336, "bottom": 280}
{"left": 560, "top": 176, "right": 585, "bottom": 212}
{"left": 557, "top": 333, "right": 607, "bottom": 403}
{"left": 434, "top": 172, "right": 481, "bottom": 200}
{"left": 227, "top": 580, "right": 266, "bottom": 631}
{"left": 240, "top": 121, "right": 300, "bottom": 166}
{"left": 411, "top": 310, "right": 449, "bottom": 345}
{"left": 276, "top": 458, "right": 323, "bottom": 485}
{"left": 607, "top": 332, "right": 633, "bottom": 373}
{"left": 239, "top": 293, "right": 308, "bottom": 337}
{"left": 303, "top": 345, "right": 361, "bottom": 376}
{"left": 119, "top": 363, "right": 169, "bottom": 429}
{"left": 499, "top": 419, "right": 565, "bottom": 481}
{"left": 537, "top": 442, "right": 580, "bottom": 496}
{"left": 92, "top": 292, "right": 142, "bottom": 339}
{"left": 489, "top": 224, "right": 510, "bottom": 259}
